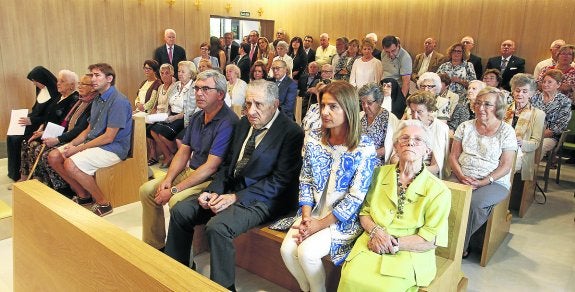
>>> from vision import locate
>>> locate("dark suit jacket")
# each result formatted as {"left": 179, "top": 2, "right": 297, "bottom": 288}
{"left": 411, "top": 50, "right": 445, "bottom": 81}
{"left": 205, "top": 113, "right": 304, "bottom": 214}
{"left": 248, "top": 43, "right": 259, "bottom": 65}
{"left": 234, "top": 54, "right": 251, "bottom": 83}
{"left": 468, "top": 54, "right": 483, "bottom": 79}
{"left": 373, "top": 48, "right": 382, "bottom": 60}
{"left": 486, "top": 55, "right": 525, "bottom": 91}
{"left": 298, "top": 72, "right": 321, "bottom": 98}
{"left": 272, "top": 76, "right": 298, "bottom": 120}
{"left": 305, "top": 48, "right": 316, "bottom": 64}
{"left": 153, "top": 44, "right": 187, "bottom": 79}
{"left": 224, "top": 42, "right": 239, "bottom": 64}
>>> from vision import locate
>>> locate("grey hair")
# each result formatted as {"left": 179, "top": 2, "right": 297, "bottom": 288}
{"left": 247, "top": 79, "right": 278, "bottom": 104}
{"left": 164, "top": 28, "right": 176, "bottom": 37}
{"left": 476, "top": 86, "right": 507, "bottom": 120}
{"left": 276, "top": 41, "right": 289, "bottom": 50}
{"left": 196, "top": 69, "right": 227, "bottom": 94}
{"left": 510, "top": 73, "right": 537, "bottom": 92}
{"left": 178, "top": 61, "right": 198, "bottom": 81}
{"left": 59, "top": 69, "right": 79, "bottom": 91}
{"left": 392, "top": 119, "right": 432, "bottom": 149}
{"left": 225, "top": 64, "right": 241, "bottom": 78}
{"left": 358, "top": 82, "right": 384, "bottom": 103}
{"left": 417, "top": 72, "right": 442, "bottom": 95}
{"left": 469, "top": 80, "right": 486, "bottom": 90}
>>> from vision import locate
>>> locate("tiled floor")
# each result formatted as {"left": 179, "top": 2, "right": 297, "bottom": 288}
{"left": 0, "top": 158, "right": 573, "bottom": 291}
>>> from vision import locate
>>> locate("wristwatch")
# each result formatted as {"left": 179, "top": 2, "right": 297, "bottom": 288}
{"left": 488, "top": 175, "right": 494, "bottom": 184}
{"left": 170, "top": 186, "right": 179, "bottom": 195}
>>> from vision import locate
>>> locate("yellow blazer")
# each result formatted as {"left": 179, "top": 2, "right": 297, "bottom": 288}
{"left": 343, "top": 165, "right": 451, "bottom": 288}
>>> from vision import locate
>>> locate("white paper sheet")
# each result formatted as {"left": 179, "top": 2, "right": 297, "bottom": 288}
{"left": 41, "top": 122, "right": 65, "bottom": 139}
{"left": 145, "top": 113, "right": 169, "bottom": 124}
{"left": 7, "top": 109, "right": 29, "bottom": 135}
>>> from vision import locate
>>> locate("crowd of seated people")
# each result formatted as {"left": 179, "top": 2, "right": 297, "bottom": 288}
{"left": 10, "top": 27, "right": 575, "bottom": 291}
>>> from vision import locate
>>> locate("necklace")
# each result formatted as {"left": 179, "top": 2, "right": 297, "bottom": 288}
{"left": 395, "top": 164, "right": 424, "bottom": 219}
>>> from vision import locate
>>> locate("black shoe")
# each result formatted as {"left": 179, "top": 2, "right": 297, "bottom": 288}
{"left": 226, "top": 284, "right": 236, "bottom": 292}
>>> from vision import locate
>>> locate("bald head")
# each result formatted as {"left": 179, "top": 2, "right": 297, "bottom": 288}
{"left": 461, "top": 36, "right": 474, "bottom": 52}
{"left": 424, "top": 38, "right": 437, "bottom": 54}
{"left": 500, "top": 40, "right": 516, "bottom": 57}
{"left": 550, "top": 39, "right": 566, "bottom": 60}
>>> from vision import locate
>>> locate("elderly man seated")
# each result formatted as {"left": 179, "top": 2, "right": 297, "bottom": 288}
{"left": 164, "top": 80, "right": 304, "bottom": 291}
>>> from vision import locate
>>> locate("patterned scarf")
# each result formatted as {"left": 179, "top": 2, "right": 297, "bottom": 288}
{"left": 504, "top": 101, "right": 533, "bottom": 141}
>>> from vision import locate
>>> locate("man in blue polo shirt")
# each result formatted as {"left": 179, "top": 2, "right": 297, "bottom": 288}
{"left": 139, "top": 70, "right": 238, "bottom": 251}
{"left": 56, "top": 63, "right": 132, "bottom": 217}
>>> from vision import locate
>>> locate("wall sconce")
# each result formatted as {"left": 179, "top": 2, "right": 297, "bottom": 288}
{"left": 194, "top": 0, "right": 201, "bottom": 10}
{"left": 225, "top": 3, "right": 232, "bottom": 13}
{"left": 166, "top": 0, "right": 175, "bottom": 6}
{"left": 257, "top": 7, "right": 264, "bottom": 16}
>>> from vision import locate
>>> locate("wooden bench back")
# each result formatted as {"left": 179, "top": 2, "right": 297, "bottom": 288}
{"left": 12, "top": 180, "right": 226, "bottom": 291}
{"left": 435, "top": 181, "right": 472, "bottom": 261}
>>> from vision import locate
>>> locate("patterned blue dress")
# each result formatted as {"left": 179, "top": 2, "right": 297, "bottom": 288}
{"left": 299, "top": 129, "right": 378, "bottom": 265}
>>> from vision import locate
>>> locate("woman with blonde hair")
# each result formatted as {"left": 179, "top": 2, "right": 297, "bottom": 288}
{"left": 350, "top": 38, "right": 383, "bottom": 89}
{"left": 257, "top": 36, "right": 275, "bottom": 72}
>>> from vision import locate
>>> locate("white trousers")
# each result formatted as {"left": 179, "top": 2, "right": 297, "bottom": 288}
{"left": 280, "top": 218, "right": 331, "bottom": 292}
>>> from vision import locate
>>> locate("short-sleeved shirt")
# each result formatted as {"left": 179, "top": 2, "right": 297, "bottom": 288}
{"left": 454, "top": 120, "right": 517, "bottom": 189}
{"left": 86, "top": 86, "right": 133, "bottom": 160}
{"left": 382, "top": 47, "right": 413, "bottom": 83}
{"left": 182, "top": 104, "right": 238, "bottom": 169}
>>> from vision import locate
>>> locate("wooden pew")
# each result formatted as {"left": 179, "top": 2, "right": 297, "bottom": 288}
{"left": 230, "top": 181, "right": 472, "bottom": 292}
{"left": 478, "top": 155, "right": 517, "bottom": 267}
{"left": 509, "top": 139, "right": 544, "bottom": 218}
{"left": 12, "top": 180, "right": 225, "bottom": 291}
{"left": 420, "top": 181, "right": 471, "bottom": 292}
{"left": 95, "top": 115, "right": 148, "bottom": 208}
{"left": 295, "top": 96, "right": 303, "bottom": 126}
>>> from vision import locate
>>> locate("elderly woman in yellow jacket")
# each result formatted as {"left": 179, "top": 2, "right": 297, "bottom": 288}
{"left": 339, "top": 120, "right": 451, "bottom": 292}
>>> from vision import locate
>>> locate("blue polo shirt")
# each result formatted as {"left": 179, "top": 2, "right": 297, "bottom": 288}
{"left": 86, "top": 86, "right": 133, "bottom": 160}
{"left": 182, "top": 104, "right": 238, "bottom": 169}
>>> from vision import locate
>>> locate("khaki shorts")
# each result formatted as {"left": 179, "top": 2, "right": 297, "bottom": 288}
{"left": 69, "top": 147, "right": 121, "bottom": 175}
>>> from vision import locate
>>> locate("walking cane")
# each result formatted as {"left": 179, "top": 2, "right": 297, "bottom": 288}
{"left": 27, "top": 144, "right": 46, "bottom": 180}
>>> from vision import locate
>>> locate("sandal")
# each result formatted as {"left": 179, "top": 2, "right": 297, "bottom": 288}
{"left": 147, "top": 158, "right": 159, "bottom": 166}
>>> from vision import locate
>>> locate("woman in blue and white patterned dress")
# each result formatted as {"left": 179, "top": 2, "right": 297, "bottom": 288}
{"left": 281, "top": 81, "right": 378, "bottom": 292}
{"left": 436, "top": 43, "right": 477, "bottom": 100}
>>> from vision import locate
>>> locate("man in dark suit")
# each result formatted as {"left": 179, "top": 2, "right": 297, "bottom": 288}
{"left": 223, "top": 32, "right": 239, "bottom": 65}
{"left": 153, "top": 29, "right": 187, "bottom": 80}
{"left": 233, "top": 42, "right": 251, "bottom": 83}
{"left": 298, "top": 61, "right": 321, "bottom": 117}
{"left": 303, "top": 35, "right": 316, "bottom": 64}
{"left": 247, "top": 30, "right": 259, "bottom": 64}
{"left": 411, "top": 37, "right": 445, "bottom": 82}
{"left": 164, "top": 79, "right": 304, "bottom": 291}
{"left": 486, "top": 39, "right": 526, "bottom": 91}
{"left": 269, "top": 59, "right": 298, "bottom": 120}
{"left": 462, "top": 36, "right": 483, "bottom": 78}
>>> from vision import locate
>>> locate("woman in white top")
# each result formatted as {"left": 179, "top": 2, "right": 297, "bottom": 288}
{"left": 225, "top": 64, "right": 247, "bottom": 107}
{"left": 349, "top": 38, "right": 383, "bottom": 89}
{"left": 257, "top": 37, "right": 275, "bottom": 72}
{"left": 192, "top": 42, "right": 219, "bottom": 70}
{"left": 270, "top": 41, "right": 293, "bottom": 77}
{"left": 393, "top": 91, "right": 450, "bottom": 178}
{"left": 150, "top": 61, "right": 197, "bottom": 168}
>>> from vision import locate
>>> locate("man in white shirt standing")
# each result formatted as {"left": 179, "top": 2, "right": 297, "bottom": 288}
{"left": 315, "top": 33, "right": 337, "bottom": 66}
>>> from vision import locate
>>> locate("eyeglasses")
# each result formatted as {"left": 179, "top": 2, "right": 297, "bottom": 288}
{"left": 321, "top": 70, "right": 333, "bottom": 73}
{"left": 473, "top": 101, "right": 496, "bottom": 108}
{"left": 382, "top": 82, "right": 392, "bottom": 88}
{"left": 193, "top": 86, "right": 218, "bottom": 93}
{"left": 452, "top": 50, "right": 463, "bottom": 53}
{"left": 420, "top": 85, "right": 436, "bottom": 89}
{"left": 360, "top": 99, "right": 377, "bottom": 106}
{"left": 200, "top": 47, "right": 209, "bottom": 51}
{"left": 398, "top": 135, "right": 425, "bottom": 146}
{"left": 143, "top": 66, "right": 153, "bottom": 71}
{"left": 271, "top": 66, "right": 285, "bottom": 71}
